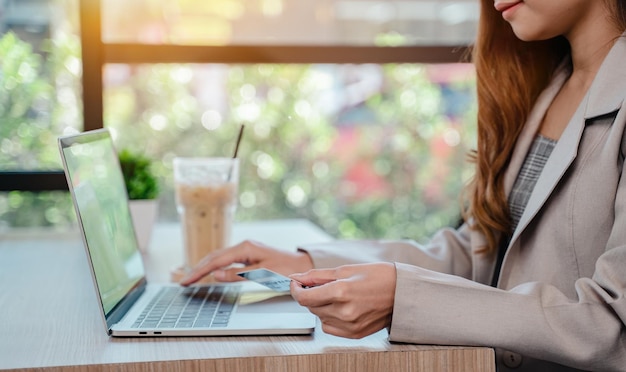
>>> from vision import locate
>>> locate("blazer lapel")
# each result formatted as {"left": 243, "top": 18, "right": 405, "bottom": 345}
{"left": 506, "top": 35, "right": 626, "bottom": 253}
{"left": 471, "top": 68, "right": 569, "bottom": 285}
{"left": 503, "top": 67, "right": 569, "bottom": 194}
{"left": 508, "top": 96, "right": 586, "bottom": 246}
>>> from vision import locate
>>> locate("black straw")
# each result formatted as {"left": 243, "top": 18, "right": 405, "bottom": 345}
{"left": 233, "top": 124, "right": 245, "bottom": 159}
{"left": 228, "top": 124, "right": 244, "bottom": 182}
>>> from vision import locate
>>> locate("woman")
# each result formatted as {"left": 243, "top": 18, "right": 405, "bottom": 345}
{"left": 182, "top": 1, "right": 626, "bottom": 370}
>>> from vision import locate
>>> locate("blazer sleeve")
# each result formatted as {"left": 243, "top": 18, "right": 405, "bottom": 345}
{"left": 388, "top": 152, "right": 626, "bottom": 371}
{"left": 299, "top": 222, "right": 474, "bottom": 279}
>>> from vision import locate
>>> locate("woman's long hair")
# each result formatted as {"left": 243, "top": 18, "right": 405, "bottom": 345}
{"left": 465, "top": 0, "right": 626, "bottom": 254}
{"left": 608, "top": 0, "right": 626, "bottom": 30}
{"left": 463, "top": 1, "right": 569, "bottom": 254}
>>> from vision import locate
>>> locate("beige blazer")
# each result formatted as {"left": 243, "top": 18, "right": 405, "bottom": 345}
{"left": 301, "top": 37, "right": 626, "bottom": 371}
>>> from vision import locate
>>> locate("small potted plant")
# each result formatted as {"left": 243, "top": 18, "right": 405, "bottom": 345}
{"left": 118, "top": 149, "right": 160, "bottom": 253}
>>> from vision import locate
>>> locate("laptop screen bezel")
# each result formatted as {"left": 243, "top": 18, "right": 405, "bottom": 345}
{"left": 58, "top": 128, "right": 147, "bottom": 334}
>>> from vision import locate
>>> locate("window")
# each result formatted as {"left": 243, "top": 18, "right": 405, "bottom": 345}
{"left": 100, "top": 0, "right": 478, "bottom": 46}
{"left": 2, "top": 0, "right": 477, "bottom": 241}
{"left": 0, "top": 0, "right": 81, "bottom": 229}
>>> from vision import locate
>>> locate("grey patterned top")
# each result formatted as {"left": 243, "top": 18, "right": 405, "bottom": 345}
{"left": 508, "top": 134, "right": 558, "bottom": 231}
{"left": 492, "top": 134, "right": 558, "bottom": 286}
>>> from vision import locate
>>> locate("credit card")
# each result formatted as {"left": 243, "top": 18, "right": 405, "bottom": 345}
{"left": 237, "top": 268, "right": 297, "bottom": 292}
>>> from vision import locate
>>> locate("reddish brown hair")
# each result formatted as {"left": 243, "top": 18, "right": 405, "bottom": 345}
{"left": 607, "top": 0, "right": 626, "bottom": 30}
{"left": 465, "top": 0, "right": 626, "bottom": 254}
{"left": 463, "top": 1, "right": 569, "bottom": 254}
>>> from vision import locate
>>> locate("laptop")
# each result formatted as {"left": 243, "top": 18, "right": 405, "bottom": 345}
{"left": 58, "top": 128, "right": 316, "bottom": 337}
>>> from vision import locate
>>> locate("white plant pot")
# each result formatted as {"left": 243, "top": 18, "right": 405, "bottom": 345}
{"left": 128, "top": 199, "right": 159, "bottom": 253}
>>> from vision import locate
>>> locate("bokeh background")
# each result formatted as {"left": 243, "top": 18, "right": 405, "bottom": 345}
{"left": 1, "top": 0, "right": 477, "bottom": 242}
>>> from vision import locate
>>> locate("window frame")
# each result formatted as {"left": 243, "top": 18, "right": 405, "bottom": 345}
{"left": 1, "top": 0, "right": 470, "bottom": 192}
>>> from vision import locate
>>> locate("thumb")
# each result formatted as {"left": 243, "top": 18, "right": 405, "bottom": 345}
{"left": 290, "top": 269, "right": 337, "bottom": 287}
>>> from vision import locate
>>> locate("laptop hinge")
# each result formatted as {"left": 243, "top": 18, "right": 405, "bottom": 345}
{"left": 106, "top": 278, "right": 147, "bottom": 330}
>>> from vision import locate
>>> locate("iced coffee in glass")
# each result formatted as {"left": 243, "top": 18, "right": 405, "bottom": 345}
{"left": 172, "top": 157, "right": 239, "bottom": 279}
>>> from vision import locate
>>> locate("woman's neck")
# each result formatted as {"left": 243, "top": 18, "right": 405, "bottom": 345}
{"left": 566, "top": 14, "right": 622, "bottom": 90}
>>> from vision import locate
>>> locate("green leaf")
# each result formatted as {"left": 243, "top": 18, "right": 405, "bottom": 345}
{"left": 118, "top": 149, "right": 159, "bottom": 200}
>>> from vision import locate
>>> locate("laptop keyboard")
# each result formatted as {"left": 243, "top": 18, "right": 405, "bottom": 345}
{"left": 132, "top": 285, "right": 240, "bottom": 329}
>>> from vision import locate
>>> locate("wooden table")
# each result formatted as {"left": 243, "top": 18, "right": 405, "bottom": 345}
{"left": 0, "top": 219, "right": 495, "bottom": 371}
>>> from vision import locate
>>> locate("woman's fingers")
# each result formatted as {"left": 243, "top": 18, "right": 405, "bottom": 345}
{"left": 180, "top": 240, "right": 313, "bottom": 285}
{"left": 290, "top": 268, "right": 338, "bottom": 287}
{"left": 290, "top": 280, "right": 338, "bottom": 307}
{"left": 180, "top": 240, "right": 266, "bottom": 285}
{"left": 290, "top": 263, "right": 397, "bottom": 339}
{"left": 213, "top": 263, "right": 262, "bottom": 281}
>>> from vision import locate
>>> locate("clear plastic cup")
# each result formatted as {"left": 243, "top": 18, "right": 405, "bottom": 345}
{"left": 173, "top": 157, "right": 239, "bottom": 271}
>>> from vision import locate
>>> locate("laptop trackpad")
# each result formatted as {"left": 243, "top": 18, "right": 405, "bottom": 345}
{"left": 237, "top": 292, "right": 309, "bottom": 314}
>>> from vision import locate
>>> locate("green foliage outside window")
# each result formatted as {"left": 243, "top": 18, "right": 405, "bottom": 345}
{"left": 106, "top": 63, "right": 476, "bottom": 241}
{"left": 0, "top": 32, "right": 53, "bottom": 168}
{"left": 1, "top": 29, "right": 477, "bottom": 243}
{"left": 0, "top": 31, "right": 80, "bottom": 229}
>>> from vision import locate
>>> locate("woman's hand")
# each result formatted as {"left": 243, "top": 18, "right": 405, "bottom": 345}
{"left": 290, "top": 263, "right": 397, "bottom": 339}
{"left": 180, "top": 240, "right": 314, "bottom": 285}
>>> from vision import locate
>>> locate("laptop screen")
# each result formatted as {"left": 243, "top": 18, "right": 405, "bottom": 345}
{"left": 59, "top": 130, "right": 145, "bottom": 316}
